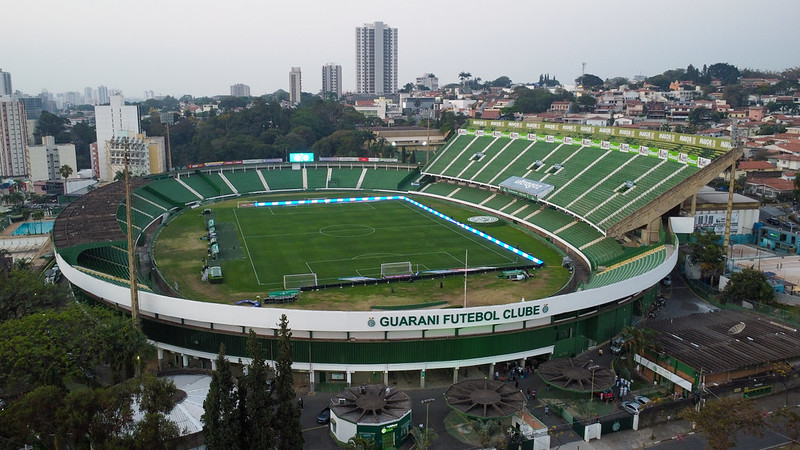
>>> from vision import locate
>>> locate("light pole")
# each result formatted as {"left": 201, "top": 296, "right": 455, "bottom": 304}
{"left": 588, "top": 363, "right": 600, "bottom": 402}
{"left": 421, "top": 397, "right": 435, "bottom": 431}
{"left": 114, "top": 135, "right": 142, "bottom": 330}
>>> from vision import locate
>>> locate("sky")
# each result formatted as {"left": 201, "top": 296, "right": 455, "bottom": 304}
{"left": 4, "top": 0, "right": 800, "bottom": 100}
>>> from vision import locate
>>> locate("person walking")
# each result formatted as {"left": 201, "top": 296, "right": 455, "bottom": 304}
{"left": 299, "top": 397, "right": 304, "bottom": 409}
{"left": 544, "top": 406, "right": 549, "bottom": 416}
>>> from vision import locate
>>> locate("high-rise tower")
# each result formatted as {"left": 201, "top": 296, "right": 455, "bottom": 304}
{"left": 322, "top": 63, "right": 342, "bottom": 99}
{"left": 355, "top": 21, "right": 398, "bottom": 95}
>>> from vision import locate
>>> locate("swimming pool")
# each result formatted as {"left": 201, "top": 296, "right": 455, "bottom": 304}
{"left": 11, "top": 221, "right": 54, "bottom": 235}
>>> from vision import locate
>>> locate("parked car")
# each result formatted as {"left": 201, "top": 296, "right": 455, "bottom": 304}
{"left": 621, "top": 401, "right": 640, "bottom": 415}
{"left": 610, "top": 336, "right": 626, "bottom": 355}
{"left": 662, "top": 275, "right": 671, "bottom": 286}
{"left": 634, "top": 395, "right": 650, "bottom": 406}
{"left": 317, "top": 407, "right": 331, "bottom": 424}
{"left": 767, "top": 218, "right": 781, "bottom": 226}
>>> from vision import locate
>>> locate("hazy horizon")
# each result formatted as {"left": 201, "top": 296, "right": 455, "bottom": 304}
{"left": 5, "top": 0, "right": 799, "bottom": 100}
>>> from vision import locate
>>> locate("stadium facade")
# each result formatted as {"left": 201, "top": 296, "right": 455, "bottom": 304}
{"left": 54, "top": 121, "right": 739, "bottom": 388}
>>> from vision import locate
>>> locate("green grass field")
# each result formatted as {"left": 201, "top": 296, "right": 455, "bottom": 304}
{"left": 153, "top": 193, "right": 568, "bottom": 305}
{"left": 232, "top": 199, "right": 534, "bottom": 289}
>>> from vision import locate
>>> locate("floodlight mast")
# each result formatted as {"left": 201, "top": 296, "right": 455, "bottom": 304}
{"left": 118, "top": 136, "right": 141, "bottom": 330}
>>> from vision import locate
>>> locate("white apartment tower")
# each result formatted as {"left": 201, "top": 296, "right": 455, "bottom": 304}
{"left": 0, "top": 95, "right": 30, "bottom": 177}
{"left": 94, "top": 94, "right": 141, "bottom": 181}
{"left": 0, "top": 69, "right": 12, "bottom": 95}
{"left": 322, "top": 63, "right": 342, "bottom": 99}
{"left": 355, "top": 21, "right": 398, "bottom": 95}
{"left": 289, "top": 67, "right": 302, "bottom": 104}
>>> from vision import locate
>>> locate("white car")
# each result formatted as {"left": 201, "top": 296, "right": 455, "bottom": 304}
{"left": 621, "top": 401, "right": 640, "bottom": 415}
{"left": 634, "top": 395, "right": 650, "bottom": 406}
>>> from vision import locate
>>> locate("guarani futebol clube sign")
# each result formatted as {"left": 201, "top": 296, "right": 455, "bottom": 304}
{"left": 367, "top": 302, "right": 550, "bottom": 329}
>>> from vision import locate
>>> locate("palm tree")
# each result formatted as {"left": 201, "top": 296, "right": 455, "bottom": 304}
{"left": 619, "top": 325, "right": 661, "bottom": 359}
{"left": 58, "top": 164, "right": 73, "bottom": 195}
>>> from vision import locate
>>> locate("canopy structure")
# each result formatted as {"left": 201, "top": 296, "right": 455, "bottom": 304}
{"left": 444, "top": 378, "right": 526, "bottom": 419}
{"left": 536, "top": 355, "right": 615, "bottom": 393}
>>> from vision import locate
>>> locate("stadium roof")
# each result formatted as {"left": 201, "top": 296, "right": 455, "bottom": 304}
{"left": 648, "top": 309, "right": 800, "bottom": 375}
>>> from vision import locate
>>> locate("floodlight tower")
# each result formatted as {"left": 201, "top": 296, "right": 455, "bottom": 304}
{"left": 114, "top": 135, "right": 143, "bottom": 329}
{"left": 160, "top": 112, "right": 175, "bottom": 171}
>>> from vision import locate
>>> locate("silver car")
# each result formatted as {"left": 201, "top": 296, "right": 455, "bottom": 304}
{"left": 621, "top": 401, "right": 640, "bottom": 415}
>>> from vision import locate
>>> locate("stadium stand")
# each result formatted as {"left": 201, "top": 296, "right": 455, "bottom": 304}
{"left": 223, "top": 170, "right": 268, "bottom": 194}
{"left": 260, "top": 168, "right": 303, "bottom": 191}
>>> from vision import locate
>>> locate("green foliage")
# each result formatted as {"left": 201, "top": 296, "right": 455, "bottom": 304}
{"left": 0, "top": 267, "right": 71, "bottom": 321}
{"left": 202, "top": 344, "right": 242, "bottom": 449}
{"left": 722, "top": 268, "right": 775, "bottom": 304}
{"left": 681, "top": 397, "right": 765, "bottom": 450}
{"left": 469, "top": 418, "right": 506, "bottom": 449}
{"left": 34, "top": 111, "right": 70, "bottom": 143}
{"left": 242, "top": 330, "right": 274, "bottom": 449}
{"left": 688, "top": 231, "right": 725, "bottom": 285}
{"left": 757, "top": 123, "right": 788, "bottom": 135}
{"left": 511, "top": 86, "right": 573, "bottom": 114}
{"left": 0, "top": 312, "right": 172, "bottom": 448}
{"left": 274, "top": 314, "right": 303, "bottom": 450}
{"left": 576, "top": 74, "right": 604, "bottom": 89}
{"left": 409, "top": 425, "right": 438, "bottom": 450}
{"left": 491, "top": 76, "right": 512, "bottom": 88}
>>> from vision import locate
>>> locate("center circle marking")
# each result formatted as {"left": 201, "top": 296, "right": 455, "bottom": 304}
{"left": 320, "top": 224, "right": 376, "bottom": 237}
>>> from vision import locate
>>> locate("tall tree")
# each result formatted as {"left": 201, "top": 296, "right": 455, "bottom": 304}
{"left": 722, "top": 268, "right": 775, "bottom": 305}
{"left": 242, "top": 329, "right": 275, "bottom": 449}
{"left": 688, "top": 231, "right": 725, "bottom": 285}
{"left": 59, "top": 164, "right": 73, "bottom": 195}
{"left": 202, "top": 344, "right": 242, "bottom": 449}
{"left": 273, "top": 314, "right": 303, "bottom": 449}
{"left": 681, "top": 397, "right": 765, "bottom": 450}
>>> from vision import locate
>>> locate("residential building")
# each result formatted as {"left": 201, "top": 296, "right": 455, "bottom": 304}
{"left": 322, "top": 63, "right": 342, "bottom": 99}
{"left": 0, "top": 95, "right": 30, "bottom": 177}
{"left": 289, "top": 67, "right": 302, "bottom": 104}
{"left": 355, "top": 21, "right": 398, "bottom": 95}
{"left": 94, "top": 94, "right": 141, "bottom": 181}
{"left": 97, "top": 85, "right": 109, "bottom": 105}
{"left": 230, "top": 83, "right": 251, "bottom": 97}
{"left": 84, "top": 87, "right": 94, "bottom": 105}
{"left": 415, "top": 73, "right": 438, "bottom": 91}
{"left": 28, "top": 135, "right": 77, "bottom": 182}
{"left": 0, "top": 69, "right": 11, "bottom": 95}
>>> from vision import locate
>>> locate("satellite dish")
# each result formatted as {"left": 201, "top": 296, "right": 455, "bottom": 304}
{"left": 728, "top": 322, "right": 746, "bottom": 335}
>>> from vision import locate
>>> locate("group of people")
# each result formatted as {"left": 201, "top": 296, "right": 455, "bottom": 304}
{"left": 616, "top": 376, "right": 632, "bottom": 398}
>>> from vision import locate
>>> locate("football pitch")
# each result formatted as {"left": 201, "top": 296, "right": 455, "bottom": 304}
{"left": 229, "top": 198, "right": 537, "bottom": 290}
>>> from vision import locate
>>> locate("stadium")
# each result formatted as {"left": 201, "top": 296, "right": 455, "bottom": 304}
{"left": 53, "top": 119, "right": 740, "bottom": 390}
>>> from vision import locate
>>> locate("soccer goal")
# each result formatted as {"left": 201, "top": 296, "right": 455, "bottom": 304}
{"left": 283, "top": 273, "right": 318, "bottom": 290}
{"left": 380, "top": 262, "right": 413, "bottom": 278}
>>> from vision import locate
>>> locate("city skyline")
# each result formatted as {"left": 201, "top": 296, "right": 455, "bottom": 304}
{"left": 4, "top": 0, "right": 800, "bottom": 99}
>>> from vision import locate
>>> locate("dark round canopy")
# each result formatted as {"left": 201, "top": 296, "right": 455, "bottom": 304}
{"left": 537, "top": 356, "right": 615, "bottom": 393}
{"left": 330, "top": 384, "right": 412, "bottom": 424}
{"left": 444, "top": 378, "right": 526, "bottom": 419}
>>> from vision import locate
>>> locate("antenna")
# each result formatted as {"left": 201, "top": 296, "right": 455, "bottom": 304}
{"left": 581, "top": 62, "right": 586, "bottom": 87}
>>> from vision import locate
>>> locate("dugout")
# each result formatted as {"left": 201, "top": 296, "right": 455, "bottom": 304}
{"left": 208, "top": 266, "right": 223, "bottom": 284}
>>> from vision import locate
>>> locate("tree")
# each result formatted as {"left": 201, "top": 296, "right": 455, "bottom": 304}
{"left": 346, "top": 435, "right": 377, "bottom": 449}
{"left": 469, "top": 418, "right": 506, "bottom": 449}
{"left": 707, "top": 62, "right": 741, "bottom": 85}
{"left": 722, "top": 268, "right": 775, "bottom": 305}
{"left": 202, "top": 344, "right": 242, "bottom": 449}
{"left": 273, "top": 314, "right": 303, "bottom": 450}
{"left": 458, "top": 72, "right": 472, "bottom": 86}
{"left": 125, "top": 374, "right": 181, "bottom": 449}
{"left": 491, "top": 76, "right": 512, "bottom": 88}
{"left": 409, "top": 424, "right": 438, "bottom": 450}
{"left": 681, "top": 397, "right": 765, "bottom": 450}
{"left": 688, "top": 231, "right": 725, "bottom": 285}
{"left": 59, "top": 164, "right": 73, "bottom": 195}
{"left": 34, "top": 111, "right": 70, "bottom": 144}
{"left": 241, "top": 329, "right": 274, "bottom": 449}
{"left": 576, "top": 74, "right": 603, "bottom": 89}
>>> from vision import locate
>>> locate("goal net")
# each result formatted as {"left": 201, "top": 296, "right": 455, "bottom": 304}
{"left": 283, "top": 273, "right": 318, "bottom": 290}
{"left": 380, "top": 262, "right": 413, "bottom": 278}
